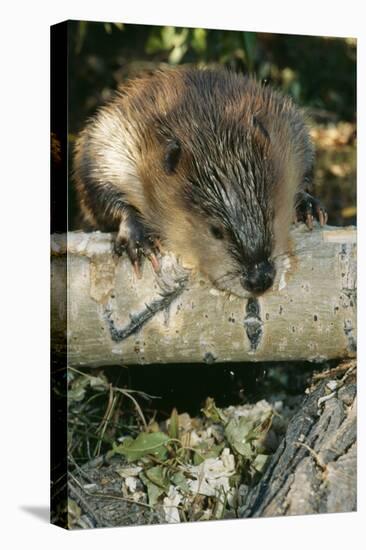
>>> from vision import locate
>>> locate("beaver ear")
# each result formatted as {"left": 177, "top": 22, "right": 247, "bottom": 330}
{"left": 164, "top": 138, "right": 181, "bottom": 174}
{"left": 252, "top": 115, "right": 270, "bottom": 142}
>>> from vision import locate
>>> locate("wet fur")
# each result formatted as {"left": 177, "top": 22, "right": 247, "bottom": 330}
{"left": 74, "top": 68, "right": 314, "bottom": 296}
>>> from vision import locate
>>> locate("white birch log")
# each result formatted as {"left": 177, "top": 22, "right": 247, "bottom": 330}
{"left": 51, "top": 224, "right": 356, "bottom": 367}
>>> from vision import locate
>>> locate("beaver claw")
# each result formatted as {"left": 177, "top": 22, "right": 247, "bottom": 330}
{"left": 114, "top": 212, "right": 161, "bottom": 277}
{"left": 295, "top": 191, "right": 328, "bottom": 230}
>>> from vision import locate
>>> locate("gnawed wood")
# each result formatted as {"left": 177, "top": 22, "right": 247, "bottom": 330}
{"left": 51, "top": 224, "right": 356, "bottom": 366}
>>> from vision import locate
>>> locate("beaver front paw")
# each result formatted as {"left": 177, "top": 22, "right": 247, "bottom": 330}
{"left": 114, "top": 210, "right": 161, "bottom": 278}
{"left": 295, "top": 191, "right": 328, "bottom": 230}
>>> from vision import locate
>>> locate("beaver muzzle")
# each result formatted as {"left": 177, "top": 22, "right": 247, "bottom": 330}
{"left": 240, "top": 260, "right": 276, "bottom": 294}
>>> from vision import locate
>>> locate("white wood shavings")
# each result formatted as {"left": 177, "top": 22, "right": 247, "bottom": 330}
{"left": 163, "top": 486, "right": 182, "bottom": 523}
{"left": 185, "top": 449, "right": 236, "bottom": 498}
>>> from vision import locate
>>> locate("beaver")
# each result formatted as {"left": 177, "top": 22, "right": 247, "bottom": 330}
{"left": 73, "top": 67, "right": 327, "bottom": 297}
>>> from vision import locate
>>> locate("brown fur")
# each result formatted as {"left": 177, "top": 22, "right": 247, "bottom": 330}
{"left": 73, "top": 67, "right": 314, "bottom": 296}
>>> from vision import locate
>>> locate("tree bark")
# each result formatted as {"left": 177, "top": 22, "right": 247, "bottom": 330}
{"left": 51, "top": 225, "right": 356, "bottom": 367}
{"left": 240, "top": 362, "right": 356, "bottom": 517}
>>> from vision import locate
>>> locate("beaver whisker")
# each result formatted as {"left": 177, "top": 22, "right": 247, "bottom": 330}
{"left": 272, "top": 246, "right": 308, "bottom": 261}
{"left": 212, "top": 271, "right": 239, "bottom": 288}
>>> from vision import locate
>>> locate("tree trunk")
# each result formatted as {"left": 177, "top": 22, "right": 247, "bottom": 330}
{"left": 51, "top": 225, "right": 356, "bottom": 367}
{"left": 240, "top": 362, "right": 357, "bottom": 517}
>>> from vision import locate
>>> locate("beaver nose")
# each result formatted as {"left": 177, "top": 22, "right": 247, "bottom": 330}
{"left": 241, "top": 261, "right": 276, "bottom": 294}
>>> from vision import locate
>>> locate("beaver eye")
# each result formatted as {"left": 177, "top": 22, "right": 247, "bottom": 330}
{"left": 210, "top": 225, "right": 224, "bottom": 239}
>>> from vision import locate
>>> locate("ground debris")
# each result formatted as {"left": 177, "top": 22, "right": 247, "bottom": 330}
{"left": 69, "top": 395, "right": 288, "bottom": 527}
{"left": 67, "top": 361, "right": 356, "bottom": 527}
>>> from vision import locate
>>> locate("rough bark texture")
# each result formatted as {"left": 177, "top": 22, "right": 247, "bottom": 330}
{"left": 240, "top": 363, "right": 357, "bottom": 517}
{"left": 51, "top": 224, "right": 356, "bottom": 366}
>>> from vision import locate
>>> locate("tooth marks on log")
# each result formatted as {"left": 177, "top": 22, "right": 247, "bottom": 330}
{"left": 244, "top": 297, "right": 263, "bottom": 351}
{"left": 103, "top": 285, "right": 186, "bottom": 342}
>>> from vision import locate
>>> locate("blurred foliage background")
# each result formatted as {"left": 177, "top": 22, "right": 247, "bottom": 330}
{"left": 68, "top": 21, "right": 356, "bottom": 226}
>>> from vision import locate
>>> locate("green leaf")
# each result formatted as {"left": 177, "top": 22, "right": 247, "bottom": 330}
{"left": 191, "top": 28, "right": 207, "bottom": 53}
{"left": 110, "top": 432, "right": 170, "bottom": 462}
{"left": 145, "top": 33, "right": 164, "bottom": 54}
{"left": 145, "top": 26, "right": 189, "bottom": 63}
{"left": 201, "top": 397, "right": 227, "bottom": 423}
{"left": 139, "top": 471, "right": 165, "bottom": 506}
{"left": 171, "top": 471, "right": 190, "bottom": 494}
{"left": 252, "top": 453, "right": 269, "bottom": 473}
{"left": 161, "top": 26, "right": 176, "bottom": 49}
{"left": 225, "top": 411, "right": 273, "bottom": 459}
{"left": 68, "top": 372, "right": 107, "bottom": 402}
{"left": 193, "top": 442, "right": 225, "bottom": 465}
{"left": 162, "top": 26, "right": 188, "bottom": 49}
{"left": 89, "top": 373, "right": 108, "bottom": 390}
{"left": 68, "top": 498, "right": 81, "bottom": 528}
{"left": 169, "top": 44, "right": 188, "bottom": 65}
{"left": 68, "top": 376, "right": 90, "bottom": 402}
{"left": 145, "top": 465, "right": 171, "bottom": 491}
{"left": 225, "top": 417, "right": 257, "bottom": 459}
{"left": 168, "top": 408, "right": 179, "bottom": 440}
